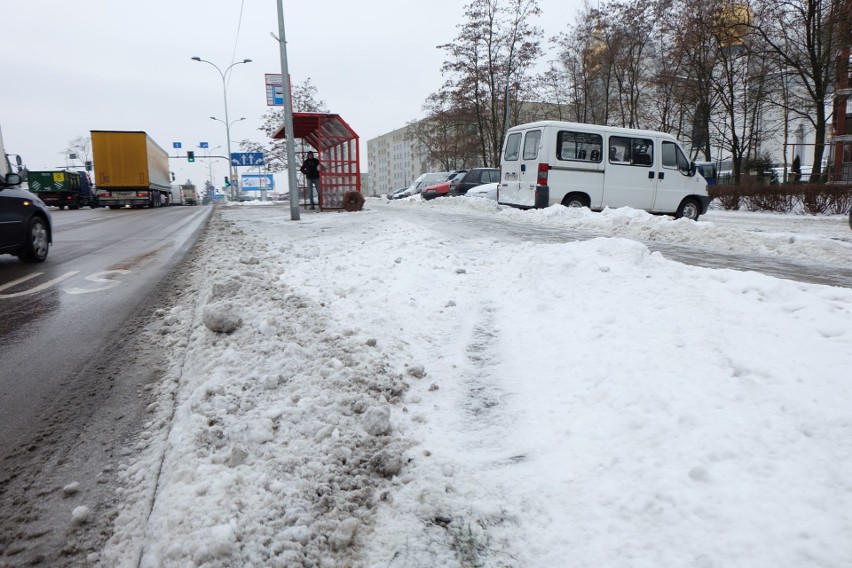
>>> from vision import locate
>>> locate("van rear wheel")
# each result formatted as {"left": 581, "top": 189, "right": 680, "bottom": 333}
{"left": 676, "top": 198, "right": 701, "bottom": 220}
{"left": 562, "top": 193, "right": 589, "bottom": 209}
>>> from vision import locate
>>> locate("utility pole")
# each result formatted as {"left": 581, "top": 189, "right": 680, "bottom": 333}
{"left": 275, "top": 0, "right": 300, "bottom": 221}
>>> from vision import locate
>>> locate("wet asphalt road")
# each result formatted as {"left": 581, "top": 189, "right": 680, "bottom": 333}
{"left": 0, "top": 205, "right": 210, "bottom": 565}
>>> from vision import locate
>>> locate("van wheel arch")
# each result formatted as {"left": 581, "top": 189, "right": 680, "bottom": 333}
{"left": 562, "top": 193, "right": 590, "bottom": 208}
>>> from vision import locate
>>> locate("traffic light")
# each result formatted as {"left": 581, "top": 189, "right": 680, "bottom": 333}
{"left": 187, "top": 151, "right": 195, "bottom": 162}
{"left": 224, "top": 176, "right": 230, "bottom": 187}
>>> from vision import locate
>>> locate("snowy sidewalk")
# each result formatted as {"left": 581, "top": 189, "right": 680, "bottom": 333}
{"left": 98, "top": 201, "right": 852, "bottom": 567}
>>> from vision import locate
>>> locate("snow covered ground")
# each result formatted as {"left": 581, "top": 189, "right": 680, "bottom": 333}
{"left": 95, "top": 198, "right": 852, "bottom": 567}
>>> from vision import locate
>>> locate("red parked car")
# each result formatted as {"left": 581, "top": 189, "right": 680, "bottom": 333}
{"left": 420, "top": 171, "right": 466, "bottom": 201}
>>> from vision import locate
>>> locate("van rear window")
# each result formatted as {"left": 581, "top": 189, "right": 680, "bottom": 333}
{"left": 504, "top": 133, "right": 522, "bottom": 161}
{"left": 522, "top": 131, "right": 541, "bottom": 160}
{"left": 557, "top": 131, "right": 603, "bottom": 163}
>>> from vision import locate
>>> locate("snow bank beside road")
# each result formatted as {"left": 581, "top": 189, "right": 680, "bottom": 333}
{"left": 414, "top": 196, "right": 852, "bottom": 265}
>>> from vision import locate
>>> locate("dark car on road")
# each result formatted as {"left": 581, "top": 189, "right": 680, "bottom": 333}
{"left": 421, "top": 168, "right": 501, "bottom": 200}
{"left": 0, "top": 172, "right": 52, "bottom": 262}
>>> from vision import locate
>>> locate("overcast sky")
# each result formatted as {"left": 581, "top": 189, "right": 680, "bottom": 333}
{"left": 3, "top": 0, "right": 584, "bottom": 188}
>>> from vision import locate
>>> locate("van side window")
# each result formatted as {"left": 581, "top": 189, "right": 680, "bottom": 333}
{"left": 522, "top": 130, "right": 541, "bottom": 160}
{"left": 504, "top": 133, "right": 522, "bottom": 161}
{"left": 556, "top": 131, "right": 603, "bottom": 163}
{"left": 609, "top": 136, "right": 653, "bottom": 166}
{"left": 662, "top": 141, "right": 691, "bottom": 173}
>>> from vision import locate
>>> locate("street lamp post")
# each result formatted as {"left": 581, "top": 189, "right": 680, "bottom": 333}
{"left": 210, "top": 116, "right": 245, "bottom": 198}
{"left": 191, "top": 56, "right": 252, "bottom": 201}
{"left": 201, "top": 145, "right": 221, "bottom": 197}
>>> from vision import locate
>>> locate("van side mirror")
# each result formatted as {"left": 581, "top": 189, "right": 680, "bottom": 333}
{"left": 2, "top": 172, "right": 22, "bottom": 187}
{"left": 687, "top": 162, "right": 697, "bottom": 177}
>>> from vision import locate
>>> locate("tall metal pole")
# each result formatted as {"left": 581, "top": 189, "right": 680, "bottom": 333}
{"left": 276, "top": 0, "right": 301, "bottom": 220}
{"left": 191, "top": 57, "right": 251, "bottom": 201}
{"left": 222, "top": 74, "right": 235, "bottom": 200}
{"left": 503, "top": 54, "right": 513, "bottom": 141}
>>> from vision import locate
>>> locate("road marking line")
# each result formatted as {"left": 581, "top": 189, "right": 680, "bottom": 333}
{"left": 0, "top": 271, "right": 79, "bottom": 299}
{"left": 64, "top": 269, "right": 131, "bottom": 295}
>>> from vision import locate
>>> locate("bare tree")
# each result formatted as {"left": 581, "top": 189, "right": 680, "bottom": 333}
{"left": 653, "top": 0, "right": 727, "bottom": 159}
{"left": 407, "top": 89, "right": 482, "bottom": 170}
{"left": 249, "top": 78, "right": 329, "bottom": 173}
{"left": 64, "top": 136, "right": 92, "bottom": 168}
{"left": 749, "top": 0, "right": 847, "bottom": 180}
{"left": 431, "top": 0, "right": 543, "bottom": 167}
{"left": 593, "top": 0, "right": 658, "bottom": 129}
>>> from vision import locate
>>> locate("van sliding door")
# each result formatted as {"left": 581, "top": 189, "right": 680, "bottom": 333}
{"left": 602, "top": 135, "right": 657, "bottom": 210}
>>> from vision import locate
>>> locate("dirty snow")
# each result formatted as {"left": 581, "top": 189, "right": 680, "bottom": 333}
{"left": 94, "top": 197, "right": 852, "bottom": 567}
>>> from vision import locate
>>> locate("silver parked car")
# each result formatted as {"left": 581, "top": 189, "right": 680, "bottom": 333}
{"left": 388, "top": 172, "right": 451, "bottom": 200}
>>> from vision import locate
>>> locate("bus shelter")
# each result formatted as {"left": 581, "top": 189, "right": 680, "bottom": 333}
{"left": 272, "top": 112, "right": 361, "bottom": 210}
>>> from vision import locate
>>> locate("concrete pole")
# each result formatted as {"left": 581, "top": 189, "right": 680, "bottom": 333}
{"left": 276, "top": 0, "right": 301, "bottom": 221}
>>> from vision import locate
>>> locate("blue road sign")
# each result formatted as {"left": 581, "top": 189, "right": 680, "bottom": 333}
{"left": 199, "top": 142, "right": 209, "bottom": 148}
{"left": 173, "top": 142, "right": 182, "bottom": 149}
{"left": 230, "top": 152, "right": 265, "bottom": 166}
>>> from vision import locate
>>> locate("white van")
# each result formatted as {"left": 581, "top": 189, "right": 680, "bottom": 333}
{"left": 498, "top": 121, "right": 711, "bottom": 220}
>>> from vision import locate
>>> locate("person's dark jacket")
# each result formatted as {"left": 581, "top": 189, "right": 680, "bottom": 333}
{"left": 300, "top": 157, "right": 320, "bottom": 179}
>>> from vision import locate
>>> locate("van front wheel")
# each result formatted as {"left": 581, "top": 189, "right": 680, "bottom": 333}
{"left": 562, "top": 193, "right": 589, "bottom": 209}
{"left": 676, "top": 198, "right": 701, "bottom": 220}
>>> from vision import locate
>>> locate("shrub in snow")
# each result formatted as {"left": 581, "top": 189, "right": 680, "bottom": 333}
{"left": 202, "top": 302, "right": 243, "bottom": 334}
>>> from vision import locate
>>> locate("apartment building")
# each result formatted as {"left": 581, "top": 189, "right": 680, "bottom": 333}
{"left": 366, "top": 103, "right": 570, "bottom": 196}
{"left": 366, "top": 123, "right": 432, "bottom": 196}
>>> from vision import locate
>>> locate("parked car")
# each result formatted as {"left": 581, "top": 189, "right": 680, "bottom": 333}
{"left": 388, "top": 171, "right": 451, "bottom": 200}
{"left": 420, "top": 170, "right": 469, "bottom": 200}
{"left": 422, "top": 168, "right": 500, "bottom": 200}
{"left": 419, "top": 170, "right": 468, "bottom": 200}
{"left": 386, "top": 187, "right": 410, "bottom": 200}
{"left": 0, "top": 181, "right": 53, "bottom": 263}
{"left": 466, "top": 182, "right": 498, "bottom": 201}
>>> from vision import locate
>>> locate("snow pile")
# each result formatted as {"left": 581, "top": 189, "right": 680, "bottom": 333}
{"left": 98, "top": 199, "right": 852, "bottom": 567}
{"left": 414, "top": 195, "right": 852, "bottom": 265}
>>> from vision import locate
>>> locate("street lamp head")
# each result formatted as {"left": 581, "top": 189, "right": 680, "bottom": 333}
{"left": 210, "top": 116, "right": 217, "bottom": 120}
{"left": 242, "top": 59, "right": 252, "bottom": 64}
{"left": 191, "top": 56, "right": 201, "bottom": 61}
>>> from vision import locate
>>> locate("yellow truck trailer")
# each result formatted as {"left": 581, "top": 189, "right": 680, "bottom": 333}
{"left": 91, "top": 130, "right": 171, "bottom": 208}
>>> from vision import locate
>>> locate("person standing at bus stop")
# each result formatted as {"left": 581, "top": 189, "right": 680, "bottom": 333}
{"left": 300, "top": 151, "right": 321, "bottom": 209}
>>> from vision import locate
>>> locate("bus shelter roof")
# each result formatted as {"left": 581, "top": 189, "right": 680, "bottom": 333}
{"left": 271, "top": 112, "right": 358, "bottom": 152}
